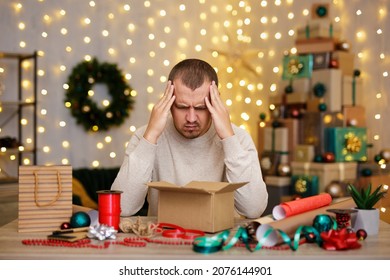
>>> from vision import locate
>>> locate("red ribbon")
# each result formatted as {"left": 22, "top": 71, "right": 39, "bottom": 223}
{"left": 320, "top": 228, "right": 361, "bottom": 250}
{"left": 157, "top": 223, "right": 205, "bottom": 240}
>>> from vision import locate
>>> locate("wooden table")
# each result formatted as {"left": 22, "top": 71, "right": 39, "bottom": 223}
{"left": 1, "top": 217, "right": 390, "bottom": 260}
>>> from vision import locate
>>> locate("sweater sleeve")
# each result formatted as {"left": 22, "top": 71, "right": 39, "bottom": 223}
{"left": 221, "top": 127, "right": 268, "bottom": 218}
{"left": 111, "top": 128, "right": 156, "bottom": 216}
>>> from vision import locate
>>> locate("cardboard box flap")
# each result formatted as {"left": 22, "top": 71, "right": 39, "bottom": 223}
{"left": 147, "top": 181, "right": 198, "bottom": 193}
{"left": 148, "top": 181, "right": 247, "bottom": 194}
{"left": 185, "top": 181, "right": 247, "bottom": 193}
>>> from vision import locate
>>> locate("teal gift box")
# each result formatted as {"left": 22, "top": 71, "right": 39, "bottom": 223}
{"left": 325, "top": 127, "right": 367, "bottom": 162}
{"left": 282, "top": 54, "right": 313, "bottom": 80}
{"left": 291, "top": 175, "right": 319, "bottom": 197}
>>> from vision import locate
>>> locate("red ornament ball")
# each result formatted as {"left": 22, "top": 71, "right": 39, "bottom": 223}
{"left": 290, "top": 108, "right": 300, "bottom": 118}
{"left": 356, "top": 229, "right": 368, "bottom": 241}
{"left": 60, "top": 222, "right": 71, "bottom": 230}
{"left": 330, "top": 59, "right": 339, "bottom": 68}
{"left": 305, "top": 232, "right": 317, "bottom": 243}
{"left": 323, "top": 152, "right": 335, "bottom": 163}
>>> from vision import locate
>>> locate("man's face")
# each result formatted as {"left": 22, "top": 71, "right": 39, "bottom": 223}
{"left": 170, "top": 78, "right": 212, "bottom": 139}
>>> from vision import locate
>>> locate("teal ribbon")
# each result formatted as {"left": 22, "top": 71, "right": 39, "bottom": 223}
{"left": 329, "top": 23, "right": 333, "bottom": 38}
{"left": 305, "top": 25, "right": 310, "bottom": 39}
{"left": 193, "top": 225, "right": 322, "bottom": 254}
{"left": 271, "top": 127, "right": 275, "bottom": 152}
{"left": 352, "top": 76, "right": 356, "bottom": 106}
{"left": 193, "top": 215, "right": 337, "bottom": 254}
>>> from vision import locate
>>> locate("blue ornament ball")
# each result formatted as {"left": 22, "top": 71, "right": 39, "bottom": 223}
{"left": 70, "top": 211, "right": 91, "bottom": 228}
{"left": 361, "top": 168, "right": 372, "bottom": 177}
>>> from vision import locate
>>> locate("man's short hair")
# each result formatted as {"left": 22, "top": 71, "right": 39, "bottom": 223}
{"left": 168, "top": 58, "right": 218, "bottom": 90}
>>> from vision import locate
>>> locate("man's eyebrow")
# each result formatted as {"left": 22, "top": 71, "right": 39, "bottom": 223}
{"left": 174, "top": 102, "right": 206, "bottom": 108}
{"left": 194, "top": 104, "right": 207, "bottom": 108}
{"left": 174, "top": 102, "right": 189, "bottom": 107}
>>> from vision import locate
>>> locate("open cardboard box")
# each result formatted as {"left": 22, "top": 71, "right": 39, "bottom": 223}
{"left": 148, "top": 181, "right": 247, "bottom": 233}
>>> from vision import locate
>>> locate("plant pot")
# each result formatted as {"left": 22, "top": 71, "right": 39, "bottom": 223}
{"left": 351, "top": 208, "right": 380, "bottom": 236}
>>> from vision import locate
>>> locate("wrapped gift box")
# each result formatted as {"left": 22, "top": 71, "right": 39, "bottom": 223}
{"left": 270, "top": 91, "right": 308, "bottom": 105}
{"left": 313, "top": 52, "right": 331, "bottom": 70}
{"left": 332, "top": 51, "right": 355, "bottom": 76}
{"left": 300, "top": 111, "right": 344, "bottom": 155}
{"left": 325, "top": 127, "right": 368, "bottom": 162}
{"left": 342, "top": 105, "right": 366, "bottom": 127}
{"left": 258, "top": 119, "right": 299, "bottom": 162}
{"left": 311, "top": 68, "right": 342, "bottom": 112}
{"left": 294, "top": 145, "right": 315, "bottom": 162}
{"left": 296, "top": 38, "right": 337, "bottom": 54}
{"left": 263, "top": 127, "right": 288, "bottom": 152}
{"left": 282, "top": 54, "right": 313, "bottom": 80}
{"left": 305, "top": 98, "right": 322, "bottom": 112}
{"left": 262, "top": 176, "right": 292, "bottom": 216}
{"left": 342, "top": 75, "right": 363, "bottom": 106}
{"left": 357, "top": 161, "right": 390, "bottom": 177}
{"left": 291, "top": 161, "right": 358, "bottom": 192}
{"left": 274, "top": 78, "right": 310, "bottom": 104}
{"left": 291, "top": 174, "right": 319, "bottom": 197}
{"left": 260, "top": 150, "right": 281, "bottom": 176}
{"left": 296, "top": 20, "right": 341, "bottom": 40}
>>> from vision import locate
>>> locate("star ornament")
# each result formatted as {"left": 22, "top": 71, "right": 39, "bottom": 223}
{"left": 211, "top": 33, "right": 264, "bottom": 78}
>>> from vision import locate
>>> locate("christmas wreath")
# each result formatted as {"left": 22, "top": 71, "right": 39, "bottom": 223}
{"left": 64, "top": 58, "right": 135, "bottom": 132}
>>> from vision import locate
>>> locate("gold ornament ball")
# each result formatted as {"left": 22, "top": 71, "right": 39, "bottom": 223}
{"left": 325, "top": 182, "right": 344, "bottom": 198}
{"left": 380, "top": 149, "right": 390, "bottom": 162}
{"left": 277, "top": 163, "right": 291, "bottom": 176}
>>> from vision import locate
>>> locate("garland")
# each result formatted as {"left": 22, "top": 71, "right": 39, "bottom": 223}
{"left": 64, "top": 58, "right": 135, "bottom": 132}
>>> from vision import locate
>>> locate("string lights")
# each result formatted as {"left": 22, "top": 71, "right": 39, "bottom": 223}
{"left": 0, "top": 0, "right": 388, "bottom": 173}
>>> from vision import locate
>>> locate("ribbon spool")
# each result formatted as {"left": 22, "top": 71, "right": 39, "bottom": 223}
{"left": 97, "top": 190, "right": 123, "bottom": 230}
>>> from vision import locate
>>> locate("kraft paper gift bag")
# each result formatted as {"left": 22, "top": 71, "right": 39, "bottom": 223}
{"left": 18, "top": 165, "right": 73, "bottom": 232}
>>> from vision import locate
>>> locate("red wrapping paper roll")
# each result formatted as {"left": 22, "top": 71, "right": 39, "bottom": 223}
{"left": 254, "top": 197, "right": 356, "bottom": 247}
{"left": 273, "top": 193, "right": 332, "bottom": 220}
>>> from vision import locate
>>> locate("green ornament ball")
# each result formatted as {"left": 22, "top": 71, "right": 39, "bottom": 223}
{"left": 285, "top": 85, "right": 293, "bottom": 94}
{"left": 259, "top": 112, "right": 267, "bottom": 121}
{"left": 353, "top": 69, "right": 361, "bottom": 77}
{"left": 318, "top": 103, "right": 327, "bottom": 112}
{"left": 374, "top": 154, "right": 383, "bottom": 163}
{"left": 316, "top": 6, "right": 328, "bottom": 17}
{"left": 70, "top": 211, "right": 91, "bottom": 228}
{"left": 272, "top": 120, "right": 281, "bottom": 128}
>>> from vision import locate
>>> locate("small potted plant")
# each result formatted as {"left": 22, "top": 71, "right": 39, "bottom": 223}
{"left": 347, "top": 183, "right": 387, "bottom": 235}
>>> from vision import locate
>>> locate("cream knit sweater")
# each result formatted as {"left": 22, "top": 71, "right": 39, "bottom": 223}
{"left": 111, "top": 116, "right": 268, "bottom": 219}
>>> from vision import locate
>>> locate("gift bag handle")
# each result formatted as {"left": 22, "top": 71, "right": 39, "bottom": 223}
{"left": 33, "top": 171, "right": 62, "bottom": 207}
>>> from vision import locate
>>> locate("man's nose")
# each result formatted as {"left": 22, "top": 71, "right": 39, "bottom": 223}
{"left": 186, "top": 107, "right": 197, "bottom": 122}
